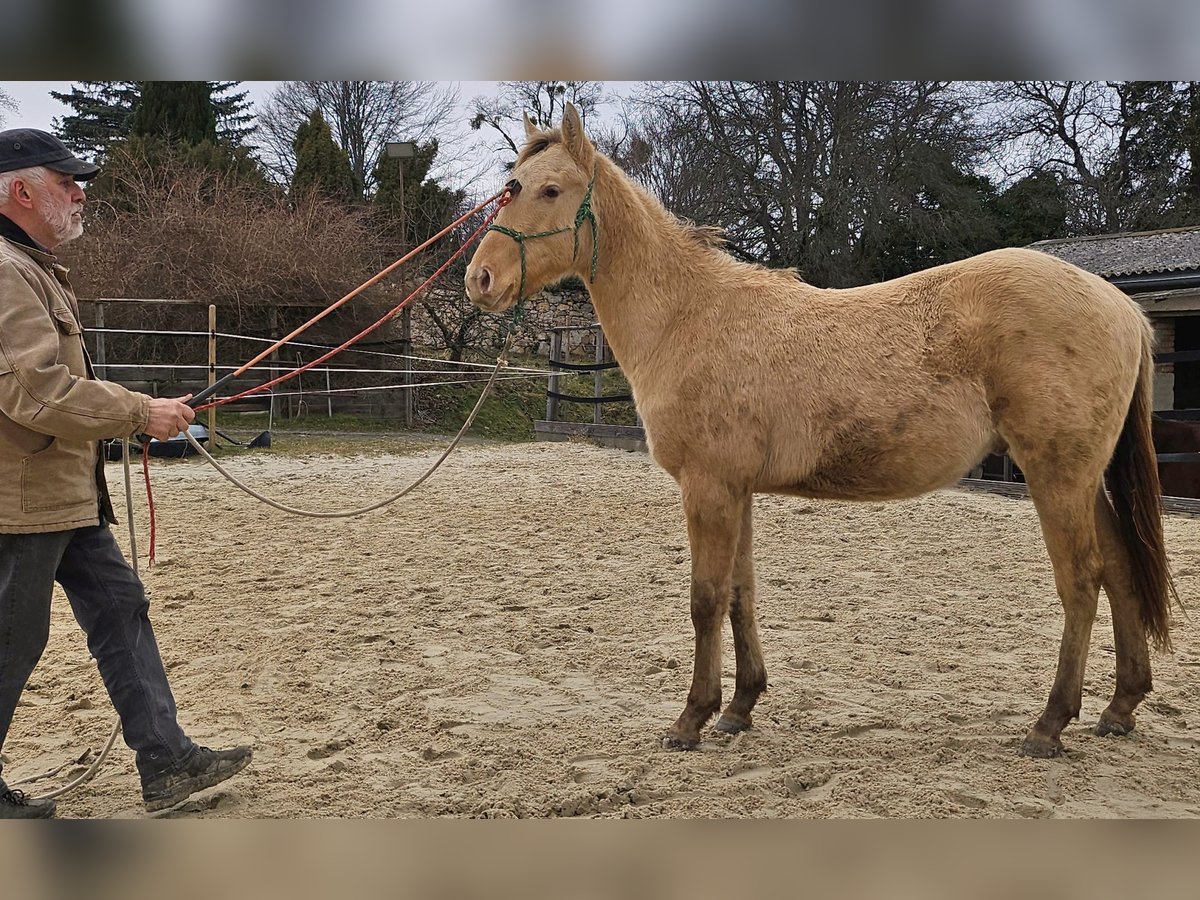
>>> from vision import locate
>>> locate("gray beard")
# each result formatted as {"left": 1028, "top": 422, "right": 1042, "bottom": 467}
{"left": 36, "top": 197, "right": 84, "bottom": 246}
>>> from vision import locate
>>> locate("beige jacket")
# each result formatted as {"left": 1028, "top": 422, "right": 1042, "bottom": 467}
{"left": 0, "top": 234, "right": 151, "bottom": 533}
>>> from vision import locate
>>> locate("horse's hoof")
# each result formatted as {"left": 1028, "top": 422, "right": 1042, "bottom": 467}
{"left": 714, "top": 714, "right": 752, "bottom": 735}
{"left": 661, "top": 732, "right": 699, "bottom": 751}
{"left": 1095, "top": 716, "right": 1134, "bottom": 738}
{"left": 1019, "top": 736, "right": 1063, "bottom": 759}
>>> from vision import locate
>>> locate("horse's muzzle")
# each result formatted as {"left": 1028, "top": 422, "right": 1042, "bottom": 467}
{"left": 465, "top": 263, "right": 513, "bottom": 312}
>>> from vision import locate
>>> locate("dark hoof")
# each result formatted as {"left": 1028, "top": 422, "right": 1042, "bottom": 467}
{"left": 1019, "top": 736, "right": 1063, "bottom": 759}
{"left": 1095, "top": 717, "right": 1134, "bottom": 738}
{"left": 714, "top": 714, "right": 752, "bottom": 735}
{"left": 661, "top": 732, "right": 699, "bottom": 751}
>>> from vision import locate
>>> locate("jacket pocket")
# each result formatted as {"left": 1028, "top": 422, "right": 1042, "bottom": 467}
{"left": 51, "top": 306, "right": 83, "bottom": 335}
{"left": 21, "top": 441, "right": 94, "bottom": 512}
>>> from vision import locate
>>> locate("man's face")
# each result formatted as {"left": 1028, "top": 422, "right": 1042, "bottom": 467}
{"left": 31, "top": 171, "right": 86, "bottom": 248}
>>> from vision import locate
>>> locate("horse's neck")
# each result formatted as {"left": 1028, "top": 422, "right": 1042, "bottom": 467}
{"left": 585, "top": 165, "right": 695, "bottom": 378}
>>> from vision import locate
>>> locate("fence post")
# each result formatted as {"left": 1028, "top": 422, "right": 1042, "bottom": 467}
{"left": 402, "top": 306, "right": 413, "bottom": 428}
{"left": 268, "top": 306, "right": 283, "bottom": 422}
{"left": 547, "top": 329, "right": 562, "bottom": 423}
{"left": 594, "top": 326, "right": 605, "bottom": 425}
{"left": 94, "top": 302, "right": 107, "bottom": 380}
{"left": 207, "top": 304, "right": 217, "bottom": 446}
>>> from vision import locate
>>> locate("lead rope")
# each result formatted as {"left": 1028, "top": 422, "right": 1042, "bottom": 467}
{"left": 182, "top": 327, "right": 517, "bottom": 518}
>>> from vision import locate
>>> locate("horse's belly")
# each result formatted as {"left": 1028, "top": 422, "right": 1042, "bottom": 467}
{"left": 766, "top": 417, "right": 996, "bottom": 502}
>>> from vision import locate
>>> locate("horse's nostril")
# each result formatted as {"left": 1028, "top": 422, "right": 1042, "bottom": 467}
{"left": 479, "top": 267, "right": 492, "bottom": 295}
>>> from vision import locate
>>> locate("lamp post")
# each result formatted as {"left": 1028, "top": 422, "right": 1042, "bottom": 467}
{"left": 385, "top": 141, "right": 417, "bottom": 428}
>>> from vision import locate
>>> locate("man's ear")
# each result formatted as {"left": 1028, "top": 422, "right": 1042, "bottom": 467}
{"left": 561, "top": 103, "right": 594, "bottom": 167}
{"left": 523, "top": 112, "right": 538, "bottom": 139}
{"left": 6, "top": 176, "right": 35, "bottom": 210}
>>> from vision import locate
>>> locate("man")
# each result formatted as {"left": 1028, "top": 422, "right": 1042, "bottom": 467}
{"left": 0, "top": 128, "right": 251, "bottom": 818}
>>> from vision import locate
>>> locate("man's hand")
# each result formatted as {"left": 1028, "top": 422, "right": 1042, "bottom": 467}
{"left": 142, "top": 394, "right": 196, "bottom": 441}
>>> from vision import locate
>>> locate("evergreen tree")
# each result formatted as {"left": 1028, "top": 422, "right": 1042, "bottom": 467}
{"left": 52, "top": 81, "right": 255, "bottom": 158}
{"left": 1124, "top": 81, "right": 1200, "bottom": 226}
{"left": 50, "top": 81, "right": 140, "bottom": 157}
{"left": 371, "top": 139, "right": 465, "bottom": 249}
{"left": 131, "top": 81, "right": 218, "bottom": 144}
{"left": 290, "top": 109, "right": 356, "bottom": 202}
{"left": 993, "top": 172, "right": 1070, "bottom": 245}
{"left": 211, "top": 81, "right": 257, "bottom": 147}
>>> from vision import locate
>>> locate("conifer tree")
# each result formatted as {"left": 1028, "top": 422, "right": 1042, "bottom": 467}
{"left": 290, "top": 109, "right": 356, "bottom": 202}
{"left": 131, "top": 81, "right": 218, "bottom": 144}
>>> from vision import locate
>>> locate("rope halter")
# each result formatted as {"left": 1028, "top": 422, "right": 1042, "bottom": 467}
{"left": 487, "top": 163, "right": 599, "bottom": 315}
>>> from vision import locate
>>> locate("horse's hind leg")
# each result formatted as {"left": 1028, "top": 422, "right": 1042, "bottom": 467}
{"left": 715, "top": 496, "right": 767, "bottom": 734}
{"left": 1020, "top": 476, "right": 1105, "bottom": 758}
{"left": 664, "top": 477, "right": 743, "bottom": 750}
{"left": 1093, "top": 488, "right": 1153, "bottom": 737}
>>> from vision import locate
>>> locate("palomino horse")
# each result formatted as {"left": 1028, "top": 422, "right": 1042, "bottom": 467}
{"left": 465, "top": 104, "right": 1177, "bottom": 758}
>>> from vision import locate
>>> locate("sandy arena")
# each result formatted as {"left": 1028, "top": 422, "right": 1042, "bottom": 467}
{"left": 6, "top": 437, "right": 1199, "bottom": 818}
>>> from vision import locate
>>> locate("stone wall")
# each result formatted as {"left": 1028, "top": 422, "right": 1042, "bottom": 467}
{"left": 410, "top": 285, "right": 602, "bottom": 361}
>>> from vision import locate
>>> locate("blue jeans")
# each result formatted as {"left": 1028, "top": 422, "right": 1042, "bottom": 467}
{"left": 0, "top": 524, "right": 195, "bottom": 783}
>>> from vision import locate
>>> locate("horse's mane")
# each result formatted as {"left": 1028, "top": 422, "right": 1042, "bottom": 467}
{"left": 516, "top": 129, "right": 804, "bottom": 283}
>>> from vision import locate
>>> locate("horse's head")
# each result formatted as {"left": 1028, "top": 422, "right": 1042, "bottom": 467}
{"left": 465, "top": 102, "right": 598, "bottom": 313}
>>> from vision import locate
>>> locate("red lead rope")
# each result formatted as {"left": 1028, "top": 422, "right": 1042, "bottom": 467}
{"left": 141, "top": 445, "right": 156, "bottom": 567}
{"left": 195, "top": 194, "right": 511, "bottom": 412}
{"left": 141, "top": 188, "right": 513, "bottom": 558}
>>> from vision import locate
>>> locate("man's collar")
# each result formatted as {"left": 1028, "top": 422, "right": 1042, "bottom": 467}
{"left": 0, "top": 213, "right": 54, "bottom": 259}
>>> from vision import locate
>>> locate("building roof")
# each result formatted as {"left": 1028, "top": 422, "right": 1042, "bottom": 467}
{"left": 1030, "top": 226, "right": 1200, "bottom": 278}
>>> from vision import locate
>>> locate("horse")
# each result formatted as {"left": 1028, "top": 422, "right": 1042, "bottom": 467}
{"left": 1153, "top": 415, "right": 1200, "bottom": 499}
{"left": 465, "top": 103, "right": 1178, "bottom": 758}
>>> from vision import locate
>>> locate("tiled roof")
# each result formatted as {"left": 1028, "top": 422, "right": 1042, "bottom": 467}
{"left": 1030, "top": 226, "right": 1200, "bottom": 278}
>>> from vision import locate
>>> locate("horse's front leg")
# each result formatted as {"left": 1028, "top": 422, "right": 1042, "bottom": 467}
{"left": 664, "top": 478, "right": 744, "bottom": 750}
{"left": 716, "top": 495, "right": 767, "bottom": 734}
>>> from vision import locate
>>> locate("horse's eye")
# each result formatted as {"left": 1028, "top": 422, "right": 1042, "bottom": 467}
{"left": 541, "top": 185, "right": 560, "bottom": 199}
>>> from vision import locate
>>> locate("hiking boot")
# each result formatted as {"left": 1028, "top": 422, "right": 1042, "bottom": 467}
{"left": 141, "top": 745, "right": 252, "bottom": 812}
{"left": 0, "top": 782, "right": 56, "bottom": 819}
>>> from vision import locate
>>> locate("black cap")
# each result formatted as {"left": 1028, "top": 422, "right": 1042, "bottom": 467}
{"left": 0, "top": 128, "right": 100, "bottom": 180}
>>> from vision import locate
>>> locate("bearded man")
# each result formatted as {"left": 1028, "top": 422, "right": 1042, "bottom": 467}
{"left": 0, "top": 128, "right": 251, "bottom": 818}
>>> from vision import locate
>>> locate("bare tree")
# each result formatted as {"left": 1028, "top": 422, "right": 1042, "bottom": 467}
{"left": 0, "top": 87, "right": 16, "bottom": 128}
{"left": 469, "top": 81, "right": 605, "bottom": 167}
{"left": 624, "top": 81, "right": 989, "bottom": 287}
{"left": 987, "top": 81, "right": 1144, "bottom": 233}
{"left": 256, "top": 81, "right": 464, "bottom": 197}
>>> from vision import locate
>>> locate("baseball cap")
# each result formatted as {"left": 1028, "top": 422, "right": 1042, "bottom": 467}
{"left": 0, "top": 128, "right": 101, "bottom": 180}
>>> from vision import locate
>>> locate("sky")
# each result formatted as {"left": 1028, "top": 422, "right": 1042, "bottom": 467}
{"left": 0, "top": 81, "right": 535, "bottom": 194}
{"left": 0, "top": 81, "right": 633, "bottom": 195}
{"left": 0, "top": 82, "right": 512, "bottom": 134}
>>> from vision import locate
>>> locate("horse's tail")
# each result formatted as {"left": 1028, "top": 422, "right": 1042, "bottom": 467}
{"left": 1105, "top": 333, "right": 1178, "bottom": 652}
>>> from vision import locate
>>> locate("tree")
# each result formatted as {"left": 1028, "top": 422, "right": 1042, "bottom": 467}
{"left": 131, "top": 81, "right": 218, "bottom": 144}
{"left": 0, "top": 86, "right": 16, "bottom": 128}
{"left": 372, "top": 140, "right": 477, "bottom": 360}
{"left": 372, "top": 139, "right": 465, "bottom": 250}
{"left": 993, "top": 171, "right": 1070, "bottom": 245}
{"left": 987, "top": 80, "right": 1174, "bottom": 234}
{"left": 256, "top": 81, "right": 461, "bottom": 198}
{"left": 291, "top": 109, "right": 356, "bottom": 202}
{"left": 470, "top": 81, "right": 605, "bottom": 164}
{"left": 51, "top": 81, "right": 255, "bottom": 158}
{"left": 211, "top": 81, "right": 258, "bottom": 148}
{"left": 624, "top": 81, "right": 991, "bottom": 287}
{"left": 1123, "top": 81, "right": 1200, "bottom": 227}
{"left": 50, "top": 81, "right": 140, "bottom": 156}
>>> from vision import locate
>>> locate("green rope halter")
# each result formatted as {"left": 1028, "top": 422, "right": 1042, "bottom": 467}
{"left": 487, "top": 164, "right": 599, "bottom": 317}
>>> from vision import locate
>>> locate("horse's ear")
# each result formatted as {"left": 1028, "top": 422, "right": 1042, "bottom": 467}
{"left": 522, "top": 112, "right": 538, "bottom": 139}
{"left": 561, "top": 102, "right": 593, "bottom": 165}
